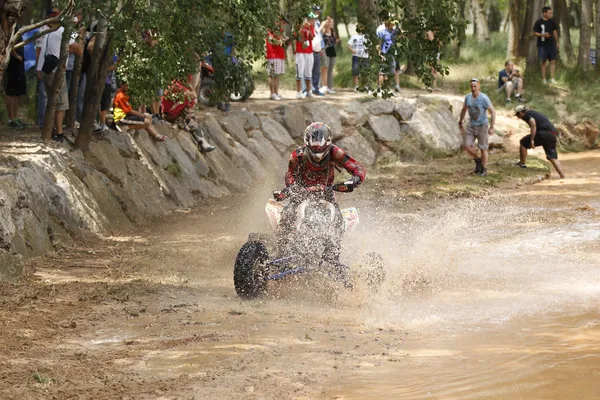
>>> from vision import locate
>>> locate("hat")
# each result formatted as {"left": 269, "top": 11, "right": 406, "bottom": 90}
{"left": 514, "top": 105, "right": 528, "bottom": 115}
{"left": 46, "top": 8, "right": 61, "bottom": 17}
{"left": 469, "top": 78, "right": 479, "bottom": 83}
{"left": 312, "top": 5, "right": 321, "bottom": 12}
{"left": 308, "top": 12, "right": 317, "bottom": 18}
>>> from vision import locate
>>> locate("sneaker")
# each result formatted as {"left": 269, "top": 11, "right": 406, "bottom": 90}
{"left": 296, "top": 92, "right": 303, "bottom": 100}
{"left": 394, "top": 85, "right": 402, "bottom": 92}
{"left": 549, "top": 78, "right": 557, "bottom": 84}
{"left": 320, "top": 86, "right": 329, "bottom": 94}
{"left": 275, "top": 94, "right": 283, "bottom": 100}
{"left": 505, "top": 98, "right": 512, "bottom": 105}
{"left": 93, "top": 122, "right": 104, "bottom": 133}
{"left": 477, "top": 168, "right": 488, "bottom": 177}
{"left": 354, "top": 86, "right": 360, "bottom": 92}
{"left": 313, "top": 90, "right": 324, "bottom": 96}
{"left": 327, "top": 88, "right": 336, "bottom": 94}
{"left": 517, "top": 96, "right": 526, "bottom": 103}
{"left": 543, "top": 79, "right": 548, "bottom": 84}
{"left": 515, "top": 161, "right": 527, "bottom": 168}
{"left": 7, "top": 120, "right": 17, "bottom": 128}
{"left": 474, "top": 158, "right": 483, "bottom": 174}
{"left": 270, "top": 93, "right": 278, "bottom": 100}
{"left": 51, "top": 133, "right": 65, "bottom": 142}
{"left": 306, "top": 91, "right": 314, "bottom": 98}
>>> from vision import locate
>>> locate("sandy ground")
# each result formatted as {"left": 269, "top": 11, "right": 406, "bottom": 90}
{"left": 1, "top": 94, "right": 600, "bottom": 399}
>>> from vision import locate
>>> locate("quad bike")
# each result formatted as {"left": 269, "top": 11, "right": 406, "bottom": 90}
{"left": 198, "top": 57, "right": 254, "bottom": 106}
{"left": 233, "top": 182, "right": 386, "bottom": 299}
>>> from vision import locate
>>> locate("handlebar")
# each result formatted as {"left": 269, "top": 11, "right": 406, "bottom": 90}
{"left": 273, "top": 182, "right": 354, "bottom": 201}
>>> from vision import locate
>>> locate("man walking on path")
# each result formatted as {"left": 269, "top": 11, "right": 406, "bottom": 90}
{"left": 514, "top": 105, "right": 565, "bottom": 179}
{"left": 533, "top": 6, "right": 559, "bottom": 84}
{"left": 459, "top": 78, "right": 496, "bottom": 177}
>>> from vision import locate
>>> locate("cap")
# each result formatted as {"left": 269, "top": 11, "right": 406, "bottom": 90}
{"left": 514, "top": 105, "right": 528, "bottom": 115}
{"left": 46, "top": 8, "right": 61, "bottom": 17}
{"left": 312, "top": 5, "right": 321, "bottom": 12}
{"left": 308, "top": 12, "right": 317, "bottom": 18}
{"left": 469, "top": 78, "right": 479, "bottom": 83}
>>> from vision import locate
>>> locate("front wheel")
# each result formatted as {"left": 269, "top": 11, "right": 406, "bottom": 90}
{"left": 234, "top": 241, "right": 269, "bottom": 299}
{"left": 230, "top": 77, "right": 254, "bottom": 102}
{"left": 198, "top": 79, "right": 216, "bottom": 106}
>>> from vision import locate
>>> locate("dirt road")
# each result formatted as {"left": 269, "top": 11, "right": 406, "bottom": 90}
{"left": 1, "top": 149, "right": 599, "bottom": 399}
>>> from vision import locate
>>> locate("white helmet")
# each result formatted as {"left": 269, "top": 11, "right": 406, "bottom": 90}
{"left": 304, "top": 122, "right": 332, "bottom": 162}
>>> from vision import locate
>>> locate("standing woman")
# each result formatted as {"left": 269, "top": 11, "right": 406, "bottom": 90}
{"left": 320, "top": 17, "right": 339, "bottom": 94}
{"left": 5, "top": 24, "right": 27, "bottom": 129}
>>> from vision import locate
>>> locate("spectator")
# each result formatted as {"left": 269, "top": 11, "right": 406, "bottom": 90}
{"left": 113, "top": 81, "right": 166, "bottom": 142}
{"left": 320, "top": 16, "right": 339, "bottom": 94}
{"left": 162, "top": 79, "right": 215, "bottom": 152}
{"left": 347, "top": 23, "right": 369, "bottom": 91}
{"left": 66, "top": 10, "right": 84, "bottom": 92}
{"left": 37, "top": 8, "right": 82, "bottom": 142}
{"left": 426, "top": 30, "right": 442, "bottom": 92}
{"left": 266, "top": 20, "right": 288, "bottom": 100}
{"left": 293, "top": 13, "right": 316, "bottom": 99}
{"left": 458, "top": 78, "right": 496, "bottom": 177}
{"left": 310, "top": 5, "right": 325, "bottom": 96}
{"left": 514, "top": 105, "right": 565, "bottom": 178}
{"left": 377, "top": 19, "right": 401, "bottom": 93}
{"left": 98, "top": 55, "right": 118, "bottom": 132}
{"left": 5, "top": 24, "right": 27, "bottom": 129}
{"left": 533, "top": 6, "right": 559, "bottom": 84}
{"left": 498, "top": 60, "right": 525, "bottom": 104}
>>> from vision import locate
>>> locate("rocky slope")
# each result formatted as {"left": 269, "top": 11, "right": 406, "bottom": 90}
{"left": 0, "top": 97, "right": 465, "bottom": 280}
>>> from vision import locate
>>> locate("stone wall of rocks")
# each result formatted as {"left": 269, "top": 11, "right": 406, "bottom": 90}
{"left": 0, "top": 96, "right": 464, "bottom": 280}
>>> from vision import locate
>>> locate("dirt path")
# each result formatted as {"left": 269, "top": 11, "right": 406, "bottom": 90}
{"left": 1, "top": 145, "right": 599, "bottom": 398}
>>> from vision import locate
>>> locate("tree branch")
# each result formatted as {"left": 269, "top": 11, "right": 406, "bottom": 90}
{"left": 12, "top": 26, "right": 60, "bottom": 51}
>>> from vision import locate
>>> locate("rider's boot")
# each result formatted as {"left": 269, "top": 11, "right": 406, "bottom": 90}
{"left": 192, "top": 128, "right": 216, "bottom": 153}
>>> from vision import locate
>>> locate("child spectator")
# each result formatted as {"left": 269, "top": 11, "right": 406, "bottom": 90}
{"left": 266, "top": 20, "right": 288, "bottom": 100}
{"left": 113, "top": 81, "right": 166, "bottom": 142}
{"left": 347, "top": 24, "right": 369, "bottom": 91}
{"left": 293, "top": 13, "right": 316, "bottom": 99}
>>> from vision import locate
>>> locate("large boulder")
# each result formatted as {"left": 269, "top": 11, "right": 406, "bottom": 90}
{"left": 394, "top": 98, "right": 417, "bottom": 121}
{"left": 303, "top": 103, "right": 343, "bottom": 140}
{"left": 273, "top": 104, "right": 306, "bottom": 139}
{"left": 336, "top": 128, "right": 378, "bottom": 166}
{"left": 368, "top": 115, "right": 403, "bottom": 143}
{"left": 344, "top": 101, "right": 370, "bottom": 126}
{"left": 400, "top": 97, "right": 462, "bottom": 154}
{"left": 259, "top": 116, "right": 296, "bottom": 152}
{"left": 220, "top": 114, "right": 250, "bottom": 147}
{"left": 202, "top": 114, "right": 235, "bottom": 157}
{"left": 367, "top": 99, "right": 396, "bottom": 115}
{"left": 246, "top": 131, "right": 287, "bottom": 173}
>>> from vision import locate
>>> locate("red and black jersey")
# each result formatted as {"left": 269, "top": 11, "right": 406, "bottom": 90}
{"left": 285, "top": 145, "right": 366, "bottom": 187}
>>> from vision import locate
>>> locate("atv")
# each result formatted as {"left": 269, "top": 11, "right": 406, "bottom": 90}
{"left": 233, "top": 182, "right": 385, "bottom": 299}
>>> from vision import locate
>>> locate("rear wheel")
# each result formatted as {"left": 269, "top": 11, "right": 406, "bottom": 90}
{"left": 234, "top": 241, "right": 269, "bottom": 299}
{"left": 198, "top": 79, "right": 215, "bottom": 106}
{"left": 230, "top": 77, "right": 254, "bottom": 102}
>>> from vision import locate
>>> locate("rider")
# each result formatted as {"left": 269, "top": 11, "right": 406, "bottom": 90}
{"left": 280, "top": 122, "right": 366, "bottom": 263}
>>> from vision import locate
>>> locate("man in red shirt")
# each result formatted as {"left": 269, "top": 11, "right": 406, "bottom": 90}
{"left": 266, "top": 20, "right": 288, "bottom": 101}
{"left": 293, "top": 13, "right": 316, "bottom": 99}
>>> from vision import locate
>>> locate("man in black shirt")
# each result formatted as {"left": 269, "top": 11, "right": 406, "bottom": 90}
{"left": 515, "top": 105, "right": 565, "bottom": 179}
{"left": 533, "top": 6, "right": 559, "bottom": 84}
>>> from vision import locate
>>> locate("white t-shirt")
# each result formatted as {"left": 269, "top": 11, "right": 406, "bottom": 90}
{"left": 37, "top": 27, "right": 76, "bottom": 72}
{"left": 348, "top": 34, "right": 368, "bottom": 58}
{"left": 312, "top": 20, "right": 323, "bottom": 52}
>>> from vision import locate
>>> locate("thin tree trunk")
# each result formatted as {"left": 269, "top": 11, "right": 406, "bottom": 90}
{"left": 331, "top": 0, "right": 341, "bottom": 52}
{"left": 75, "top": 17, "right": 112, "bottom": 153}
{"left": 41, "top": 26, "right": 70, "bottom": 141}
{"left": 525, "top": 0, "right": 544, "bottom": 76}
{"left": 578, "top": 0, "right": 592, "bottom": 71}
{"left": 65, "top": 53, "right": 82, "bottom": 129}
{"left": 596, "top": 0, "right": 600, "bottom": 72}
{"left": 507, "top": 0, "right": 520, "bottom": 59}
{"left": 471, "top": 0, "right": 490, "bottom": 42}
{"left": 340, "top": 6, "right": 350, "bottom": 38}
{"left": 555, "top": 0, "right": 574, "bottom": 61}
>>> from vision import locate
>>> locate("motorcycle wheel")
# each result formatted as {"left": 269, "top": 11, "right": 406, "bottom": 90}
{"left": 360, "top": 252, "right": 386, "bottom": 292}
{"left": 230, "top": 77, "right": 254, "bottom": 102}
{"left": 234, "top": 241, "right": 269, "bottom": 299}
{"left": 198, "top": 79, "right": 216, "bottom": 106}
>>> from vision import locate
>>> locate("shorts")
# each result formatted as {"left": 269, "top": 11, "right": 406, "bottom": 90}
{"left": 100, "top": 84, "right": 113, "bottom": 111}
{"left": 538, "top": 46, "right": 557, "bottom": 62}
{"left": 520, "top": 131, "right": 558, "bottom": 160}
{"left": 351, "top": 56, "right": 369, "bottom": 77}
{"left": 464, "top": 124, "right": 489, "bottom": 150}
{"left": 295, "top": 52, "right": 313, "bottom": 81}
{"left": 379, "top": 56, "right": 396, "bottom": 76}
{"left": 44, "top": 71, "right": 69, "bottom": 111}
{"left": 119, "top": 113, "right": 146, "bottom": 125}
{"left": 267, "top": 58, "right": 284, "bottom": 76}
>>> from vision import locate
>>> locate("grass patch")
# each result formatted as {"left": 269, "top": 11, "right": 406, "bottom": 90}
{"left": 32, "top": 372, "right": 55, "bottom": 385}
{"left": 165, "top": 159, "right": 182, "bottom": 177}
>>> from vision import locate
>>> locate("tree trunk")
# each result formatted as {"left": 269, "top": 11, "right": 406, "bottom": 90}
{"left": 596, "top": 0, "right": 600, "bottom": 72}
{"left": 578, "top": 0, "right": 592, "bottom": 72}
{"left": 519, "top": 0, "right": 535, "bottom": 57}
{"left": 41, "top": 26, "right": 70, "bottom": 141}
{"left": 507, "top": 0, "right": 520, "bottom": 59}
{"left": 471, "top": 0, "right": 490, "bottom": 42}
{"left": 75, "top": 17, "right": 112, "bottom": 153}
{"left": 65, "top": 53, "right": 82, "bottom": 129}
{"left": 331, "top": 0, "right": 341, "bottom": 52}
{"left": 488, "top": 0, "right": 503, "bottom": 32}
{"left": 340, "top": 6, "right": 350, "bottom": 38}
{"left": 525, "top": 0, "right": 544, "bottom": 77}
{"left": 555, "top": 0, "right": 574, "bottom": 61}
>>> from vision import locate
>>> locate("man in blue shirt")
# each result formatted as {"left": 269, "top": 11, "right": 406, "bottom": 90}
{"left": 377, "top": 19, "right": 401, "bottom": 93}
{"left": 498, "top": 60, "right": 525, "bottom": 104}
{"left": 458, "top": 78, "right": 497, "bottom": 176}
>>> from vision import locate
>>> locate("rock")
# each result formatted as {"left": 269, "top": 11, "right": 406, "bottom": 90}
{"left": 246, "top": 131, "right": 287, "bottom": 173}
{"left": 367, "top": 99, "right": 395, "bottom": 115}
{"left": 394, "top": 98, "right": 417, "bottom": 121}
{"left": 202, "top": 115, "right": 235, "bottom": 157}
{"left": 274, "top": 105, "right": 306, "bottom": 139}
{"left": 10, "top": 207, "right": 53, "bottom": 257}
{"left": 303, "top": 103, "right": 343, "bottom": 140}
{"left": 400, "top": 97, "right": 462, "bottom": 154}
{"left": 336, "top": 128, "right": 378, "bottom": 166}
{"left": 204, "top": 147, "right": 253, "bottom": 192}
{"left": 229, "top": 109, "right": 260, "bottom": 132}
{"left": 488, "top": 131, "right": 504, "bottom": 149}
{"left": 368, "top": 115, "right": 403, "bottom": 143}
{"left": 231, "top": 143, "right": 266, "bottom": 180}
{"left": 0, "top": 251, "right": 23, "bottom": 281}
{"left": 259, "top": 117, "right": 296, "bottom": 152}
{"left": 220, "top": 114, "right": 250, "bottom": 147}
{"left": 576, "top": 119, "right": 599, "bottom": 148}
{"left": 345, "top": 102, "right": 370, "bottom": 126}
